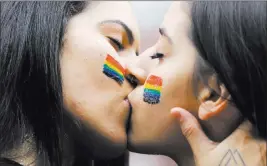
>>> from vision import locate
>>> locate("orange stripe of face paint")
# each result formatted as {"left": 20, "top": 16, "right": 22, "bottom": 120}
{"left": 106, "top": 54, "right": 125, "bottom": 75}
{"left": 146, "top": 75, "right": 163, "bottom": 86}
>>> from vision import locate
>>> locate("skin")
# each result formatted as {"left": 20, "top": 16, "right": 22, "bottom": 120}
{"left": 128, "top": 2, "right": 200, "bottom": 155}
{"left": 60, "top": 1, "right": 153, "bottom": 159}
{"left": 3, "top": 2, "right": 159, "bottom": 165}
{"left": 171, "top": 108, "right": 266, "bottom": 166}
{"left": 128, "top": 2, "right": 242, "bottom": 165}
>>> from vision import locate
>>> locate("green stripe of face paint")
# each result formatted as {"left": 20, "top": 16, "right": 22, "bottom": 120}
{"left": 103, "top": 64, "right": 124, "bottom": 79}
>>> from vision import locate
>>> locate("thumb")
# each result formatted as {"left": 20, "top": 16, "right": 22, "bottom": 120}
{"left": 171, "top": 107, "right": 216, "bottom": 156}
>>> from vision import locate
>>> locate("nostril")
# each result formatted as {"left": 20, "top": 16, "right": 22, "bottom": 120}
{"left": 125, "top": 74, "right": 139, "bottom": 88}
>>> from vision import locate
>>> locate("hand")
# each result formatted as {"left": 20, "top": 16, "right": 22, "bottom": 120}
{"left": 171, "top": 107, "right": 266, "bottom": 166}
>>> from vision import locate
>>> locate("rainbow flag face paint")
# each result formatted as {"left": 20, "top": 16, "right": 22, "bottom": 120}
{"left": 103, "top": 54, "right": 126, "bottom": 84}
{"left": 143, "top": 75, "right": 163, "bottom": 104}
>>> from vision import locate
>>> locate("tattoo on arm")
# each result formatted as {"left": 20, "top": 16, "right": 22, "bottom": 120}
{"left": 219, "top": 149, "right": 246, "bottom": 166}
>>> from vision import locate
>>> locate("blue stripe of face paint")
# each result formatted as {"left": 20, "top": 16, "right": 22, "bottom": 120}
{"left": 103, "top": 64, "right": 124, "bottom": 77}
{"left": 143, "top": 88, "right": 161, "bottom": 104}
{"left": 143, "top": 90, "right": 161, "bottom": 100}
{"left": 144, "top": 89, "right": 161, "bottom": 96}
{"left": 103, "top": 65, "right": 124, "bottom": 81}
{"left": 103, "top": 71, "right": 124, "bottom": 85}
{"left": 143, "top": 93, "right": 160, "bottom": 99}
{"left": 103, "top": 70, "right": 124, "bottom": 84}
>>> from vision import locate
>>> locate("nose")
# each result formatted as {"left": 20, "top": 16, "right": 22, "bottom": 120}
{"left": 121, "top": 47, "right": 157, "bottom": 86}
{"left": 125, "top": 74, "right": 139, "bottom": 88}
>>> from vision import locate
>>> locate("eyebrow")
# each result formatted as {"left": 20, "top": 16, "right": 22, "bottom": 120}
{"left": 100, "top": 20, "right": 134, "bottom": 45}
{"left": 159, "top": 28, "right": 173, "bottom": 44}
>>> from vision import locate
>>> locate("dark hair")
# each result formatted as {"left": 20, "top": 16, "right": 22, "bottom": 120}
{"left": 0, "top": 1, "right": 86, "bottom": 165}
{"left": 0, "top": 158, "right": 22, "bottom": 166}
{"left": 1, "top": 1, "right": 128, "bottom": 166}
{"left": 191, "top": 1, "right": 267, "bottom": 139}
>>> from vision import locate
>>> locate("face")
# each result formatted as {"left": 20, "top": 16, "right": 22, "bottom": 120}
{"left": 60, "top": 1, "right": 145, "bottom": 159}
{"left": 128, "top": 2, "right": 200, "bottom": 155}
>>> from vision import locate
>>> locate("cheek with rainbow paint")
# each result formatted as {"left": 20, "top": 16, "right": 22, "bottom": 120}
{"left": 103, "top": 54, "right": 126, "bottom": 85}
{"left": 143, "top": 75, "right": 163, "bottom": 104}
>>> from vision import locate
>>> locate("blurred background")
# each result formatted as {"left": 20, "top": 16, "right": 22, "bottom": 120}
{"left": 131, "top": 1, "right": 171, "bottom": 52}
{"left": 129, "top": 1, "right": 177, "bottom": 166}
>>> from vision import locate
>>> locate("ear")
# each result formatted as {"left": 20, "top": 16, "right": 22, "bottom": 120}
{"left": 198, "top": 84, "right": 230, "bottom": 120}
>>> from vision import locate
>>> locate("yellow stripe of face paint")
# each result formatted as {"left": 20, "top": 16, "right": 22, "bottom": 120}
{"left": 144, "top": 83, "right": 162, "bottom": 91}
{"left": 105, "top": 61, "right": 124, "bottom": 76}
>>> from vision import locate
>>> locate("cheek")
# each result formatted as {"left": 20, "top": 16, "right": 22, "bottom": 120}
{"left": 161, "top": 54, "right": 199, "bottom": 111}
{"left": 128, "top": 66, "right": 198, "bottom": 153}
{"left": 129, "top": 88, "right": 173, "bottom": 143}
{"left": 60, "top": 42, "right": 128, "bottom": 150}
{"left": 155, "top": 64, "right": 193, "bottom": 109}
{"left": 162, "top": 72, "right": 196, "bottom": 110}
{"left": 130, "top": 59, "right": 197, "bottom": 135}
{"left": 61, "top": 40, "right": 106, "bottom": 109}
{"left": 129, "top": 86, "right": 186, "bottom": 152}
{"left": 60, "top": 33, "right": 125, "bottom": 128}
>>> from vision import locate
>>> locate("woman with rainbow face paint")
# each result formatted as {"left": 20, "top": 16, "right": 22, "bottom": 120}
{"left": 127, "top": 1, "right": 266, "bottom": 166}
{"left": 0, "top": 1, "right": 157, "bottom": 166}
{"left": 1, "top": 1, "right": 266, "bottom": 166}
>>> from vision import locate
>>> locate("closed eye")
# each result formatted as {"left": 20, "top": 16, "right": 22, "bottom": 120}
{"left": 107, "top": 36, "right": 124, "bottom": 51}
{"left": 151, "top": 53, "right": 164, "bottom": 59}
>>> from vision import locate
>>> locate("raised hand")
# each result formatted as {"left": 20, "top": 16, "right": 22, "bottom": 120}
{"left": 171, "top": 107, "right": 266, "bottom": 166}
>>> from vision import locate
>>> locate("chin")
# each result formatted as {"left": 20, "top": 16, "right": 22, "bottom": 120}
{"left": 72, "top": 130, "right": 128, "bottom": 160}
{"left": 127, "top": 132, "right": 161, "bottom": 154}
{"left": 81, "top": 137, "right": 127, "bottom": 159}
{"left": 67, "top": 118, "right": 128, "bottom": 160}
{"left": 127, "top": 125, "right": 189, "bottom": 156}
{"left": 82, "top": 128, "right": 128, "bottom": 159}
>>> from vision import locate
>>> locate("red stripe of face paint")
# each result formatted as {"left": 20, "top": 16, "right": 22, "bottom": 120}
{"left": 145, "top": 75, "right": 163, "bottom": 86}
{"left": 106, "top": 54, "right": 125, "bottom": 75}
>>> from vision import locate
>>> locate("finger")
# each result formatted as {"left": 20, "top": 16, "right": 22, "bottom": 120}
{"left": 171, "top": 107, "right": 217, "bottom": 156}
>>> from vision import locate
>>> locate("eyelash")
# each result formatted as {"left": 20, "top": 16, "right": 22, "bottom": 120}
{"left": 151, "top": 53, "right": 164, "bottom": 59}
{"left": 107, "top": 37, "right": 124, "bottom": 51}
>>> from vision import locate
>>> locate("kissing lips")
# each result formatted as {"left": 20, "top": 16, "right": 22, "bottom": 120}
{"left": 124, "top": 98, "right": 132, "bottom": 134}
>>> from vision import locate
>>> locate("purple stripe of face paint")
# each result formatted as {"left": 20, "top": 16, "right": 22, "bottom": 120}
{"left": 143, "top": 89, "right": 160, "bottom": 104}
{"left": 103, "top": 68, "right": 124, "bottom": 84}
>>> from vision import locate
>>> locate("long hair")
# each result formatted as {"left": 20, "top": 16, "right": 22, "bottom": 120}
{"left": 191, "top": 1, "right": 267, "bottom": 139}
{"left": 1, "top": 1, "right": 128, "bottom": 166}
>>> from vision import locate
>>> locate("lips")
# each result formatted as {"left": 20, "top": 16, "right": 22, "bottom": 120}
{"left": 124, "top": 98, "right": 132, "bottom": 134}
